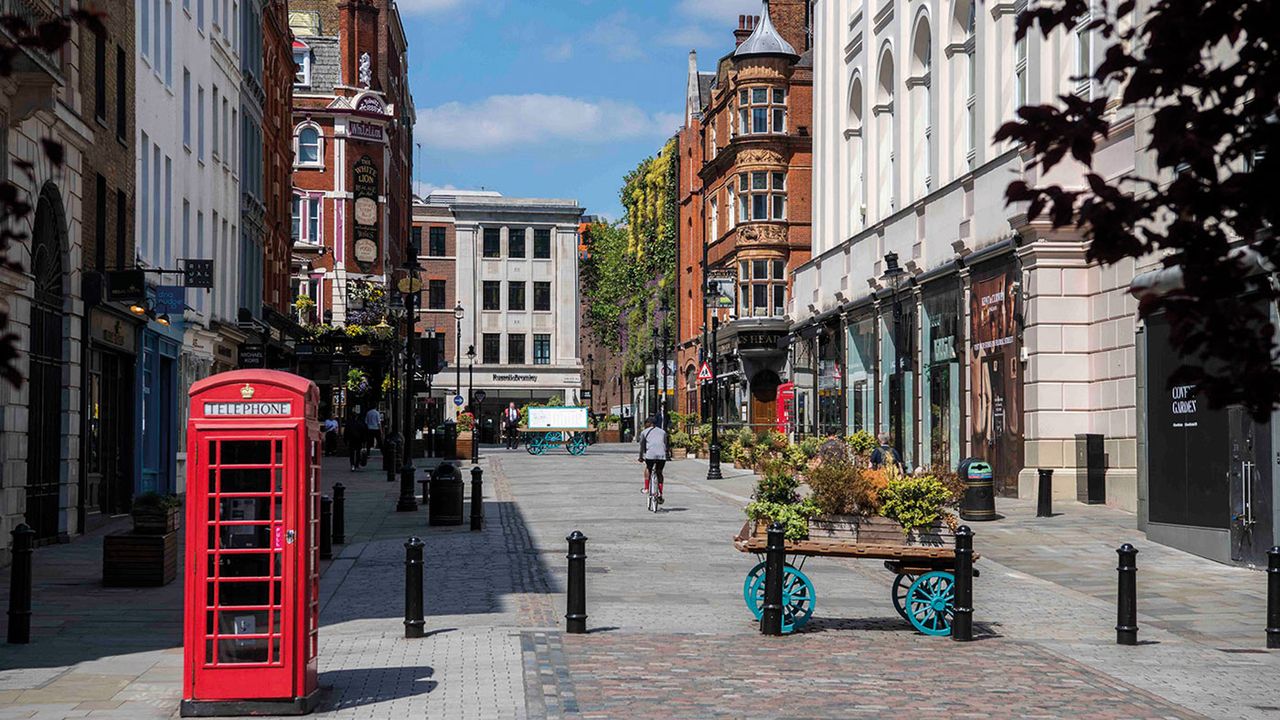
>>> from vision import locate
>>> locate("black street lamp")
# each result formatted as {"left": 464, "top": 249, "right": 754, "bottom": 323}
{"left": 707, "top": 315, "right": 723, "bottom": 480}
{"left": 454, "top": 302, "right": 464, "bottom": 404}
{"left": 587, "top": 353, "right": 594, "bottom": 415}
{"left": 882, "top": 251, "right": 908, "bottom": 464}
{"left": 466, "top": 344, "right": 476, "bottom": 461}
{"left": 397, "top": 249, "right": 424, "bottom": 512}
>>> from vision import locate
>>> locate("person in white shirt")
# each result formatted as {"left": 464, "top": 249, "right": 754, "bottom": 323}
{"left": 502, "top": 402, "right": 521, "bottom": 449}
{"left": 638, "top": 416, "right": 668, "bottom": 503}
{"left": 365, "top": 407, "right": 383, "bottom": 451}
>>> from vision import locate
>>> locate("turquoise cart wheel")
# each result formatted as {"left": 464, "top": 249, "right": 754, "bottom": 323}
{"left": 891, "top": 573, "right": 917, "bottom": 621}
{"left": 905, "top": 570, "right": 955, "bottom": 636}
{"left": 546, "top": 431, "right": 563, "bottom": 444}
{"left": 742, "top": 561, "right": 767, "bottom": 619}
{"left": 527, "top": 435, "right": 546, "bottom": 456}
{"left": 747, "top": 564, "right": 816, "bottom": 634}
{"left": 567, "top": 433, "right": 588, "bottom": 456}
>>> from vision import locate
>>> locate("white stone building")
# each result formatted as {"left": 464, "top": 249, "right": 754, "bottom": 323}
{"left": 795, "top": 0, "right": 1276, "bottom": 567}
{"left": 136, "top": 0, "right": 244, "bottom": 493}
{"left": 419, "top": 192, "right": 585, "bottom": 436}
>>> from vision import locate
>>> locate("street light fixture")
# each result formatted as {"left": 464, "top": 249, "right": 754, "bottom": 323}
{"left": 396, "top": 245, "right": 423, "bottom": 512}
{"left": 454, "top": 302, "right": 464, "bottom": 407}
{"left": 882, "top": 251, "right": 907, "bottom": 464}
{"left": 707, "top": 315, "right": 723, "bottom": 480}
{"left": 586, "top": 353, "right": 594, "bottom": 415}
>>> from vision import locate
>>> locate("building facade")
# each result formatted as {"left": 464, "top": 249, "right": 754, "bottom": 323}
{"left": 676, "top": 1, "right": 814, "bottom": 431}
{"left": 81, "top": 0, "right": 140, "bottom": 533}
{"left": 411, "top": 195, "right": 459, "bottom": 429}
{"left": 261, "top": 0, "right": 294, "bottom": 317}
{"left": 792, "top": 0, "right": 1276, "bottom": 568}
{"left": 0, "top": 4, "right": 92, "bottom": 555}
{"left": 421, "top": 192, "right": 585, "bottom": 438}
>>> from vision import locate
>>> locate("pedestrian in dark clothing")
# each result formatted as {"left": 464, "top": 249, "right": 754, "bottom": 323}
{"left": 870, "top": 433, "right": 904, "bottom": 471}
{"left": 345, "top": 413, "right": 365, "bottom": 471}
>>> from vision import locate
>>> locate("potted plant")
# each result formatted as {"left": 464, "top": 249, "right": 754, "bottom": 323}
{"left": 455, "top": 411, "right": 475, "bottom": 460}
{"left": 669, "top": 431, "right": 690, "bottom": 459}
{"left": 131, "top": 492, "right": 181, "bottom": 535}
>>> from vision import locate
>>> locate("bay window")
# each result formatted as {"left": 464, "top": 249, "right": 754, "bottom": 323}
{"left": 737, "top": 171, "right": 787, "bottom": 222}
{"left": 738, "top": 86, "right": 787, "bottom": 135}
{"left": 739, "top": 258, "right": 787, "bottom": 317}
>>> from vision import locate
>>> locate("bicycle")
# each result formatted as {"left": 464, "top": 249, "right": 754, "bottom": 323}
{"left": 643, "top": 461, "right": 665, "bottom": 513}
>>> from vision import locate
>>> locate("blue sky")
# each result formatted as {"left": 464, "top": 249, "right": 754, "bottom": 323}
{"left": 402, "top": 0, "right": 764, "bottom": 220}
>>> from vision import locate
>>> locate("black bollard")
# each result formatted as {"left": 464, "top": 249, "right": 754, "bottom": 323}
{"left": 1116, "top": 543, "right": 1139, "bottom": 645}
{"left": 952, "top": 525, "right": 974, "bottom": 642}
{"left": 761, "top": 521, "right": 785, "bottom": 636}
{"left": 566, "top": 531, "right": 588, "bottom": 634}
{"left": 7, "top": 523, "right": 35, "bottom": 644}
{"left": 1037, "top": 468, "right": 1053, "bottom": 517}
{"left": 1267, "top": 546, "right": 1279, "bottom": 649}
{"left": 404, "top": 537, "right": 425, "bottom": 639}
{"left": 470, "top": 467, "right": 484, "bottom": 532}
{"left": 320, "top": 495, "right": 333, "bottom": 561}
{"left": 332, "top": 482, "right": 346, "bottom": 545}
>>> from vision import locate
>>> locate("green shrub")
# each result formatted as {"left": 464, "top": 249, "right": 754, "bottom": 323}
{"left": 133, "top": 492, "right": 180, "bottom": 511}
{"left": 746, "top": 497, "right": 820, "bottom": 540}
{"left": 761, "top": 430, "right": 789, "bottom": 452}
{"left": 734, "top": 426, "right": 756, "bottom": 447}
{"left": 752, "top": 468, "right": 799, "bottom": 505}
{"left": 783, "top": 444, "right": 809, "bottom": 473}
{"left": 669, "top": 430, "right": 692, "bottom": 450}
{"left": 797, "top": 436, "right": 823, "bottom": 459}
{"left": 879, "top": 475, "right": 953, "bottom": 534}
{"left": 846, "top": 430, "right": 877, "bottom": 457}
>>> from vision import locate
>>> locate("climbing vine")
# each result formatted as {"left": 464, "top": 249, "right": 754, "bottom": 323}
{"left": 581, "top": 139, "right": 678, "bottom": 378}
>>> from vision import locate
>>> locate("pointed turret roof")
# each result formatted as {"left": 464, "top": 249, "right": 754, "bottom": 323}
{"left": 734, "top": 1, "right": 799, "bottom": 60}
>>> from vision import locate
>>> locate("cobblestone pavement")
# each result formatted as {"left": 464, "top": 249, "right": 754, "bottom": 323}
{"left": 1, "top": 443, "right": 1277, "bottom": 718}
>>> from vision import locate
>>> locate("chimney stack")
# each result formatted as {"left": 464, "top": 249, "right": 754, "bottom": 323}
{"left": 734, "top": 14, "right": 759, "bottom": 47}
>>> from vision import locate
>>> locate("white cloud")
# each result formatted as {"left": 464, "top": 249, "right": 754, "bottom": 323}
{"left": 587, "top": 11, "right": 646, "bottom": 61}
{"left": 677, "top": 0, "right": 760, "bottom": 22}
{"left": 416, "top": 94, "right": 681, "bottom": 152}
{"left": 395, "top": 0, "right": 473, "bottom": 15}
{"left": 545, "top": 40, "right": 573, "bottom": 62}
{"left": 658, "top": 25, "right": 714, "bottom": 48}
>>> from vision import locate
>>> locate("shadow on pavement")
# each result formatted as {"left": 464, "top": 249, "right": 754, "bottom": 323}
{"left": 319, "top": 664, "right": 437, "bottom": 711}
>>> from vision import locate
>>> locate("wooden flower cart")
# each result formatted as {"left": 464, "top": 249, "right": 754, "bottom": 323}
{"left": 522, "top": 406, "right": 592, "bottom": 457}
{"left": 733, "top": 516, "right": 977, "bottom": 635}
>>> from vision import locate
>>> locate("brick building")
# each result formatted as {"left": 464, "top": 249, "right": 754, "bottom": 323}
{"left": 674, "top": 0, "right": 813, "bottom": 430}
{"left": 77, "top": 0, "right": 139, "bottom": 532}
{"left": 289, "top": 0, "right": 415, "bottom": 324}
{"left": 411, "top": 195, "right": 459, "bottom": 428}
{"left": 261, "top": 0, "right": 294, "bottom": 317}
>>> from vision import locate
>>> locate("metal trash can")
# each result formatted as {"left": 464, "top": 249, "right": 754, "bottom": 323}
{"left": 957, "top": 458, "right": 996, "bottom": 521}
{"left": 428, "top": 463, "right": 465, "bottom": 526}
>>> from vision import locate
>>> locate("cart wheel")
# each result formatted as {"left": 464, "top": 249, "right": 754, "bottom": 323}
{"left": 743, "top": 561, "right": 767, "bottom": 619}
{"left": 905, "top": 570, "right": 955, "bottom": 637}
{"left": 747, "top": 564, "right": 816, "bottom": 633}
{"left": 527, "top": 435, "right": 545, "bottom": 456}
{"left": 891, "top": 573, "right": 918, "bottom": 621}
{"left": 567, "top": 433, "right": 588, "bottom": 456}
{"left": 547, "top": 431, "right": 563, "bottom": 445}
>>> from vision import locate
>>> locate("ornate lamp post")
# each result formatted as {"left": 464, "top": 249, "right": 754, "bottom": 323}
{"left": 882, "top": 252, "right": 908, "bottom": 463}
{"left": 586, "top": 353, "right": 594, "bottom": 415}
{"left": 396, "top": 251, "right": 423, "bottom": 512}
{"left": 454, "top": 302, "right": 464, "bottom": 406}
{"left": 707, "top": 315, "right": 723, "bottom": 480}
{"left": 372, "top": 317, "right": 398, "bottom": 481}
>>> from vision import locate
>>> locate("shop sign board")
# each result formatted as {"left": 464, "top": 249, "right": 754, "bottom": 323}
{"left": 352, "top": 155, "right": 379, "bottom": 272}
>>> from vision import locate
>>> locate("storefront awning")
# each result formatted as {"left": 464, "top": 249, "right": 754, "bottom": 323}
{"left": 1129, "top": 247, "right": 1272, "bottom": 300}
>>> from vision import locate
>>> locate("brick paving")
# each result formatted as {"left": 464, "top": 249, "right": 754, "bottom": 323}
{"left": 0, "top": 443, "right": 1276, "bottom": 718}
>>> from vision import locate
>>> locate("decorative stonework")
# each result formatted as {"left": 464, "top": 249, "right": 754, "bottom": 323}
{"left": 737, "top": 148, "right": 784, "bottom": 166}
{"left": 737, "top": 223, "right": 788, "bottom": 245}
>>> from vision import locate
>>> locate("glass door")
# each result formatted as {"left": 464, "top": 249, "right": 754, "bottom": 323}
{"left": 195, "top": 435, "right": 295, "bottom": 695}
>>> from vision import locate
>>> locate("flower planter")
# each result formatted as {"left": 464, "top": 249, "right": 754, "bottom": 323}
{"left": 600, "top": 428, "right": 621, "bottom": 444}
{"left": 455, "top": 431, "right": 474, "bottom": 460}
{"left": 131, "top": 506, "right": 180, "bottom": 535}
{"left": 103, "top": 531, "right": 178, "bottom": 587}
{"left": 805, "top": 515, "right": 954, "bottom": 547}
{"left": 670, "top": 447, "right": 688, "bottom": 460}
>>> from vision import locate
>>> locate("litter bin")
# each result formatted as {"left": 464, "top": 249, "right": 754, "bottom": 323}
{"left": 428, "top": 463, "right": 464, "bottom": 526}
{"left": 957, "top": 458, "right": 996, "bottom": 521}
{"left": 434, "top": 425, "right": 456, "bottom": 460}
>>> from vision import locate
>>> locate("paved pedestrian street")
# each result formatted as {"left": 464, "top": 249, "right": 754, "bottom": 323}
{"left": 0, "top": 445, "right": 1277, "bottom": 719}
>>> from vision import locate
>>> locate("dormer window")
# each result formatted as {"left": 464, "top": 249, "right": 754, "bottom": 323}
{"left": 293, "top": 41, "right": 311, "bottom": 87}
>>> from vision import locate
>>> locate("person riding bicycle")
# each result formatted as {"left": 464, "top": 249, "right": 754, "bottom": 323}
{"left": 502, "top": 402, "right": 521, "bottom": 449}
{"left": 638, "top": 416, "right": 668, "bottom": 504}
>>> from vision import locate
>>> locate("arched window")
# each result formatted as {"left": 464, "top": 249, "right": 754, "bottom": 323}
{"left": 875, "top": 46, "right": 896, "bottom": 219}
{"left": 908, "top": 14, "right": 933, "bottom": 197}
{"left": 847, "top": 75, "right": 865, "bottom": 232}
{"left": 951, "top": 0, "right": 977, "bottom": 171}
{"left": 296, "top": 125, "right": 321, "bottom": 166}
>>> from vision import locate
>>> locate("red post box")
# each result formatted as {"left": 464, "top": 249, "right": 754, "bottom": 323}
{"left": 181, "top": 370, "right": 321, "bottom": 716}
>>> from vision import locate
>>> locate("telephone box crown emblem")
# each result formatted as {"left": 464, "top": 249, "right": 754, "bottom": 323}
{"left": 240, "top": 383, "right": 255, "bottom": 399}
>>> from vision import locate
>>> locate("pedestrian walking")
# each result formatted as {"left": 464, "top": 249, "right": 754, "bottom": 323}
{"left": 322, "top": 416, "right": 339, "bottom": 456}
{"left": 870, "top": 433, "right": 904, "bottom": 472}
{"left": 345, "top": 412, "right": 365, "bottom": 471}
{"left": 502, "top": 402, "right": 520, "bottom": 449}
{"left": 365, "top": 406, "right": 383, "bottom": 454}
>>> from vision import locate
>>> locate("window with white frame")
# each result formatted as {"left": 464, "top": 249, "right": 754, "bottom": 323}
{"left": 738, "top": 259, "right": 787, "bottom": 318}
{"left": 293, "top": 43, "right": 311, "bottom": 86}
{"left": 296, "top": 125, "right": 321, "bottom": 166}
{"left": 738, "top": 86, "right": 787, "bottom": 135}
{"left": 737, "top": 171, "right": 787, "bottom": 222}
{"left": 292, "top": 194, "right": 321, "bottom": 243}
{"left": 1015, "top": 33, "right": 1029, "bottom": 108}
{"left": 727, "top": 185, "right": 736, "bottom": 229}
{"left": 964, "top": 1, "right": 977, "bottom": 169}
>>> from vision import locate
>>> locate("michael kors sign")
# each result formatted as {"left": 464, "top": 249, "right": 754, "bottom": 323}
{"left": 204, "top": 401, "right": 293, "bottom": 416}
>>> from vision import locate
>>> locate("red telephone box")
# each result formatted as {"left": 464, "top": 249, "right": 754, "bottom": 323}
{"left": 181, "top": 370, "right": 321, "bottom": 716}
{"left": 776, "top": 382, "right": 796, "bottom": 433}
